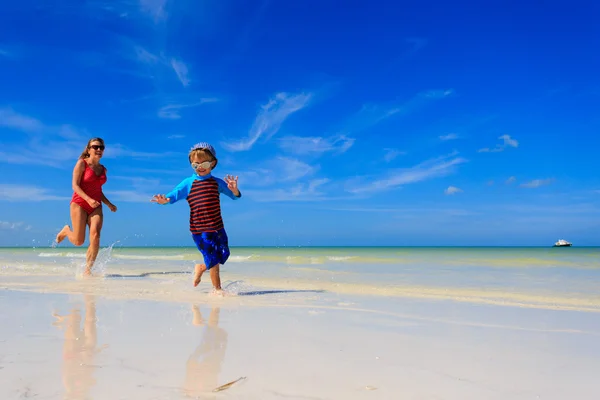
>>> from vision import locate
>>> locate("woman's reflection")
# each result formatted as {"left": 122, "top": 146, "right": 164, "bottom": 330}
{"left": 182, "top": 305, "right": 228, "bottom": 398}
{"left": 52, "top": 295, "right": 108, "bottom": 399}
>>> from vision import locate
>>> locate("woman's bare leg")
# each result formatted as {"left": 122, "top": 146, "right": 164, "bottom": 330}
{"left": 56, "top": 203, "right": 88, "bottom": 246}
{"left": 84, "top": 208, "right": 103, "bottom": 275}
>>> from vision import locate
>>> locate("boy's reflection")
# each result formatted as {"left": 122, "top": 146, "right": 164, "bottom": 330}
{"left": 182, "top": 305, "right": 228, "bottom": 398}
{"left": 52, "top": 295, "right": 108, "bottom": 400}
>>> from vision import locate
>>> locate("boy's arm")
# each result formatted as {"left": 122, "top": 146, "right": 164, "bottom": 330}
{"left": 216, "top": 178, "right": 241, "bottom": 200}
{"left": 164, "top": 177, "right": 194, "bottom": 204}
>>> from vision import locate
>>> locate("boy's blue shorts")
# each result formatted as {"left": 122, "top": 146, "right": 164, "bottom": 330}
{"left": 191, "top": 229, "right": 230, "bottom": 270}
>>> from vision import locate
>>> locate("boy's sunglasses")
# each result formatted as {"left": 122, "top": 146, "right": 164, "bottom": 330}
{"left": 90, "top": 145, "right": 105, "bottom": 151}
{"left": 191, "top": 161, "right": 212, "bottom": 170}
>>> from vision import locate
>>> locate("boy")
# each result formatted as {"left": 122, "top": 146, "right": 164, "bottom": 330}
{"left": 151, "top": 142, "right": 241, "bottom": 294}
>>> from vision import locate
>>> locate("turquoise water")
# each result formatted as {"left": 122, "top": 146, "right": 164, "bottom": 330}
{"left": 1, "top": 246, "right": 599, "bottom": 311}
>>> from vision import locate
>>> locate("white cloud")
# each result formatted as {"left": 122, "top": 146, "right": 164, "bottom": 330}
{"left": 170, "top": 59, "right": 190, "bottom": 87}
{"left": 383, "top": 148, "right": 406, "bottom": 162}
{"left": 0, "top": 107, "right": 45, "bottom": 133}
{"left": 222, "top": 92, "right": 312, "bottom": 152}
{"left": 274, "top": 157, "right": 318, "bottom": 182}
{"left": 134, "top": 46, "right": 161, "bottom": 64}
{"left": 130, "top": 46, "right": 192, "bottom": 88}
{"left": 277, "top": 134, "right": 354, "bottom": 155}
{"left": 139, "top": 0, "right": 168, "bottom": 21}
{"left": 444, "top": 186, "right": 463, "bottom": 195}
{"left": 158, "top": 98, "right": 218, "bottom": 119}
{"left": 0, "top": 108, "right": 176, "bottom": 167}
{"left": 346, "top": 152, "right": 467, "bottom": 194}
{"left": 241, "top": 157, "right": 319, "bottom": 190}
{"left": 439, "top": 133, "right": 459, "bottom": 141}
{"left": 499, "top": 134, "right": 518, "bottom": 148}
{"left": 344, "top": 89, "right": 454, "bottom": 135}
{"left": 478, "top": 134, "right": 519, "bottom": 153}
{"left": 506, "top": 176, "right": 516, "bottom": 184}
{"left": 0, "top": 48, "right": 11, "bottom": 58}
{"left": 520, "top": 178, "right": 554, "bottom": 188}
{"left": 0, "top": 184, "right": 69, "bottom": 201}
{"left": 245, "top": 178, "right": 331, "bottom": 202}
{"left": 0, "top": 220, "right": 32, "bottom": 231}
{"left": 167, "top": 134, "right": 185, "bottom": 139}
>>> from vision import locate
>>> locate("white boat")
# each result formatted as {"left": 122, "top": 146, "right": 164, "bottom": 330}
{"left": 553, "top": 239, "right": 572, "bottom": 247}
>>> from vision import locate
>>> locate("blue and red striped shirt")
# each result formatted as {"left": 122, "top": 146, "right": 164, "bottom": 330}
{"left": 164, "top": 173, "right": 241, "bottom": 234}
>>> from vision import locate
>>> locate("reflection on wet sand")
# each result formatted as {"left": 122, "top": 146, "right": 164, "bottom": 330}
{"left": 52, "top": 295, "right": 108, "bottom": 400}
{"left": 182, "top": 305, "right": 228, "bottom": 398}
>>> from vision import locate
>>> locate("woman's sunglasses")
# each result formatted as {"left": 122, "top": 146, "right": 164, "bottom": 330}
{"left": 191, "top": 161, "right": 212, "bottom": 170}
{"left": 90, "top": 145, "right": 105, "bottom": 151}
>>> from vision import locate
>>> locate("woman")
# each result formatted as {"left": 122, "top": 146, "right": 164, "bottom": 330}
{"left": 55, "top": 137, "right": 117, "bottom": 275}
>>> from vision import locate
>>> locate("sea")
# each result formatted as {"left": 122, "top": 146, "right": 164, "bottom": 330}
{"left": 1, "top": 246, "right": 599, "bottom": 312}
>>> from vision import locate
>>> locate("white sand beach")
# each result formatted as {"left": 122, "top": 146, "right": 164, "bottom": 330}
{"left": 1, "top": 247, "right": 600, "bottom": 399}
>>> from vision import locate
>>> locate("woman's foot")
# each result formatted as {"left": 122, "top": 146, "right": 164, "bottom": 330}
{"left": 55, "top": 225, "right": 70, "bottom": 244}
{"left": 193, "top": 264, "right": 206, "bottom": 287}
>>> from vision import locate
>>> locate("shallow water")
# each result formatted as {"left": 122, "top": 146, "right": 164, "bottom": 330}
{"left": 1, "top": 246, "right": 600, "bottom": 311}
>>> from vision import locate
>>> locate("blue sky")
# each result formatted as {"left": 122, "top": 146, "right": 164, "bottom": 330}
{"left": 1, "top": 0, "right": 599, "bottom": 247}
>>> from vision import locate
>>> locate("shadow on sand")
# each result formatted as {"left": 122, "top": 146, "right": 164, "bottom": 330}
{"left": 236, "top": 289, "right": 325, "bottom": 296}
{"left": 104, "top": 271, "right": 189, "bottom": 279}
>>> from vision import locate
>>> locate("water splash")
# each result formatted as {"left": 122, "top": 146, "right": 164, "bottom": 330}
{"left": 74, "top": 242, "right": 118, "bottom": 278}
{"left": 222, "top": 280, "right": 252, "bottom": 296}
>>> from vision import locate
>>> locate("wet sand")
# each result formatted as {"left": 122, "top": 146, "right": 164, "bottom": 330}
{"left": 1, "top": 287, "right": 599, "bottom": 399}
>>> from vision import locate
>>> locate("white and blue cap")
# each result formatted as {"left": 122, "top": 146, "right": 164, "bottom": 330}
{"left": 190, "top": 142, "right": 217, "bottom": 158}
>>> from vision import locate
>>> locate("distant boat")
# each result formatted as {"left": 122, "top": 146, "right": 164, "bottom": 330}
{"left": 553, "top": 239, "right": 572, "bottom": 247}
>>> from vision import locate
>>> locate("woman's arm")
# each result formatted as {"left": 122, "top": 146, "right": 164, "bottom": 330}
{"left": 71, "top": 159, "right": 92, "bottom": 203}
{"left": 101, "top": 193, "right": 112, "bottom": 205}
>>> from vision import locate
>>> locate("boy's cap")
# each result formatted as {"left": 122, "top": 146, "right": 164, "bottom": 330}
{"left": 190, "top": 142, "right": 216, "bottom": 158}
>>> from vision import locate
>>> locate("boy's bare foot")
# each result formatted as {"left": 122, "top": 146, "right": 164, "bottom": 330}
{"left": 210, "top": 288, "right": 225, "bottom": 297}
{"left": 193, "top": 264, "right": 207, "bottom": 287}
{"left": 55, "top": 225, "right": 70, "bottom": 244}
{"left": 83, "top": 268, "right": 93, "bottom": 277}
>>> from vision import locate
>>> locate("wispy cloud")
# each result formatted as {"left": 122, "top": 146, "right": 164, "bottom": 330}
{"left": 241, "top": 157, "right": 319, "bottom": 190}
{"left": 0, "top": 108, "right": 176, "bottom": 166}
{"left": 222, "top": 92, "right": 312, "bottom": 152}
{"left": 0, "top": 107, "right": 45, "bottom": 132}
{"left": 342, "top": 89, "right": 454, "bottom": 135}
{"left": 383, "top": 148, "right": 407, "bottom": 162}
{"left": 0, "top": 48, "right": 11, "bottom": 58}
{"left": 139, "top": 0, "right": 168, "bottom": 22}
{"left": 158, "top": 98, "right": 218, "bottom": 119}
{"left": 0, "top": 184, "right": 69, "bottom": 201}
{"left": 167, "top": 134, "right": 185, "bottom": 139}
{"left": 0, "top": 220, "right": 32, "bottom": 231}
{"left": 520, "top": 178, "right": 554, "bottom": 188}
{"left": 170, "top": 59, "right": 190, "bottom": 87}
{"left": 277, "top": 134, "right": 354, "bottom": 156}
{"left": 130, "top": 46, "right": 193, "bottom": 88}
{"left": 506, "top": 176, "right": 517, "bottom": 184}
{"left": 346, "top": 152, "right": 468, "bottom": 194}
{"left": 445, "top": 186, "right": 463, "bottom": 195}
{"left": 439, "top": 133, "right": 459, "bottom": 141}
{"left": 273, "top": 157, "right": 318, "bottom": 182}
{"left": 478, "top": 134, "right": 519, "bottom": 153}
{"left": 246, "top": 178, "right": 331, "bottom": 202}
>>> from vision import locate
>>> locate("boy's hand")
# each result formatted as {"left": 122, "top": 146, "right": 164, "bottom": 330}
{"left": 224, "top": 175, "right": 239, "bottom": 195}
{"left": 108, "top": 203, "right": 118, "bottom": 212}
{"left": 151, "top": 194, "right": 170, "bottom": 205}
